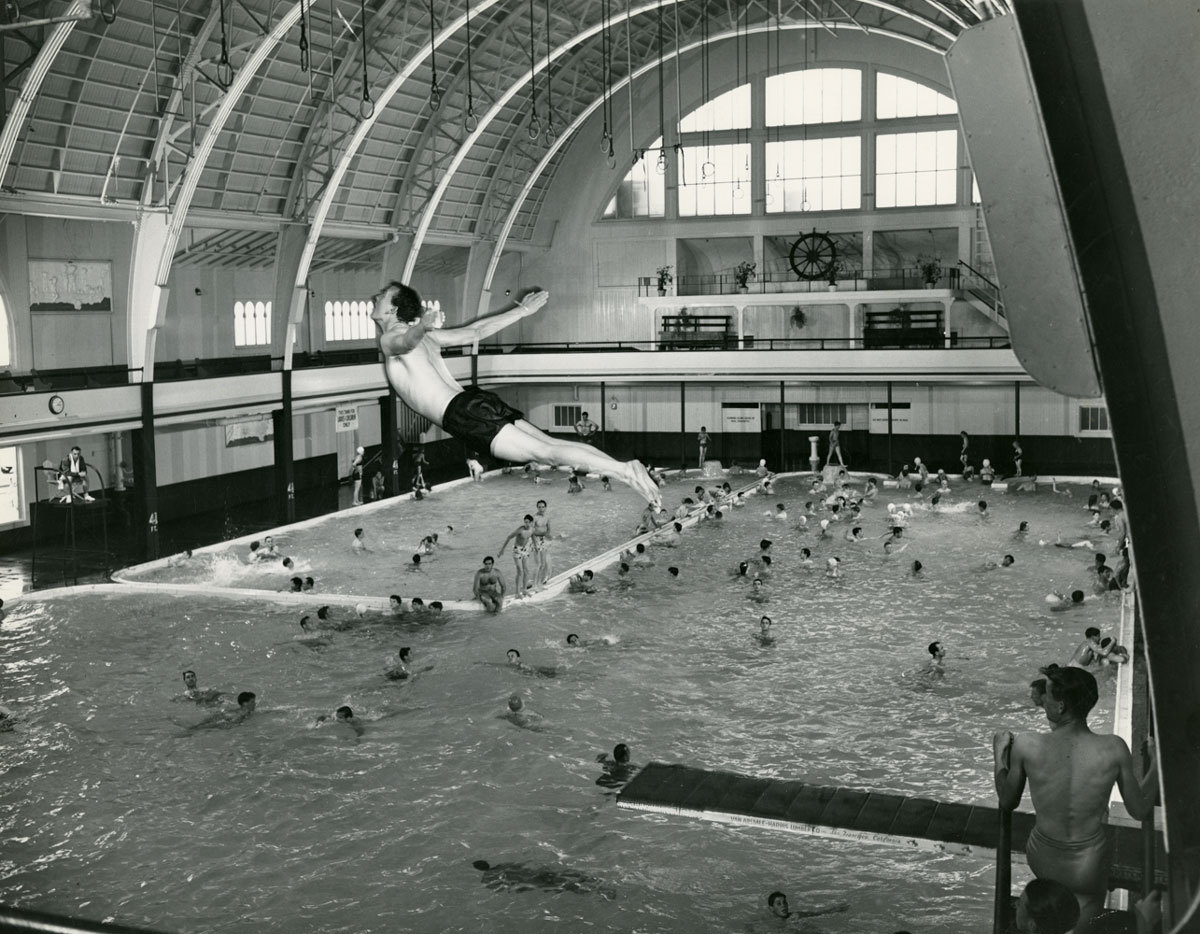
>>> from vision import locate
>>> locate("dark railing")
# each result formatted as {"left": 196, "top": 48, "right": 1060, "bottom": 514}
{"left": 639, "top": 265, "right": 963, "bottom": 297}
{"left": 957, "top": 259, "right": 1007, "bottom": 321}
{"left": 0, "top": 331, "right": 1013, "bottom": 398}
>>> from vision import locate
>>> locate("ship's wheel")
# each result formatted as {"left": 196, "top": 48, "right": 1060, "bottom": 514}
{"left": 788, "top": 230, "right": 838, "bottom": 281}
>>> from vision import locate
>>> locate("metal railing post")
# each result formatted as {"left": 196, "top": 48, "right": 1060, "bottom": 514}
{"left": 994, "top": 807, "right": 1013, "bottom": 933}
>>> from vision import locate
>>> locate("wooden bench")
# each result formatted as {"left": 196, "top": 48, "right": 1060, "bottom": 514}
{"left": 864, "top": 309, "right": 944, "bottom": 349}
{"left": 659, "top": 314, "right": 735, "bottom": 350}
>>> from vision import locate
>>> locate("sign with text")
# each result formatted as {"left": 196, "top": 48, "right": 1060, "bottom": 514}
{"left": 869, "top": 402, "right": 911, "bottom": 433}
{"left": 335, "top": 405, "right": 360, "bottom": 433}
{"left": 722, "top": 404, "right": 761, "bottom": 433}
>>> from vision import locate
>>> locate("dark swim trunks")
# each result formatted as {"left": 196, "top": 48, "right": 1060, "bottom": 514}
{"left": 442, "top": 386, "right": 524, "bottom": 452}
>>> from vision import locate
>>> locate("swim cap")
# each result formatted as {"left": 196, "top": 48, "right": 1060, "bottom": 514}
{"left": 355, "top": 603, "right": 367, "bottom": 616}
{"left": 356, "top": 446, "right": 364, "bottom": 454}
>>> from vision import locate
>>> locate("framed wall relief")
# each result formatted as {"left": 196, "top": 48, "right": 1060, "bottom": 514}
{"left": 29, "top": 260, "right": 113, "bottom": 312}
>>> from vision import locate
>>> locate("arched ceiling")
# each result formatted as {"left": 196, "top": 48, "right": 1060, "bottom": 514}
{"left": 0, "top": 0, "right": 1001, "bottom": 270}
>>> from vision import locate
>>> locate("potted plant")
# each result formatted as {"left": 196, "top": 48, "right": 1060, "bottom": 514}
{"left": 790, "top": 306, "right": 807, "bottom": 329}
{"left": 733, "top": 260, "right": 756, "bottom": 294}
{"left": 918, "top": 254, "right": 942, "bottom": 288}
{"left": 655, "top": 264, "right": 674, "bottom": 296}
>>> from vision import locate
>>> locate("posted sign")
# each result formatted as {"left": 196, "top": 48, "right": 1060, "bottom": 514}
{"left": 335, "top": 405, "right": 359, "bottom": 433}
{"left": 722, "top": 405, "right": 761, "bottom": 433}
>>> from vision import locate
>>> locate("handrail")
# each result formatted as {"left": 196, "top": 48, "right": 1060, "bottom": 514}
{"left": 994, "top": 807, "right": 1014, "bottom": 933}
{"left": 957, "top": 258, "right": 1002, "bottom": 292}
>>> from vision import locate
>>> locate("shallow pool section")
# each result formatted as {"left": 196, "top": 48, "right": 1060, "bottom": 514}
{"left": 1, "top": 479, "right": 1124, "bottom": 933}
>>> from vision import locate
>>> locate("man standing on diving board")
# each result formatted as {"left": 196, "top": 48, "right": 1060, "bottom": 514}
{"left": 371, "top": 283, "right": 663, "bottom": 507}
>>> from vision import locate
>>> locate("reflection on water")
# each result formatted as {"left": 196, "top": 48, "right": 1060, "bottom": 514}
{"left": 0, "top": 478, "right": 1121, "bottom": 933}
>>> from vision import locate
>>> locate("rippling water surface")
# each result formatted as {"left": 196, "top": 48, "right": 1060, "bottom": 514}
{"left": 0, "top": 475, "right": 1122, "bottom": 933}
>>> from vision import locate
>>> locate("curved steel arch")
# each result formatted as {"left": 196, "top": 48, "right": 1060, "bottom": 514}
{"left": 282, "top": 0, "right": 506, "bottom": 351}
{"left": 402, "top": 0, "right": 961, "bottom": 281}
{"left": 0, "top": 0, "right": 90, "bottom": 187}
{"left": 480, "top": 19, "right": 950, "bottom": 294}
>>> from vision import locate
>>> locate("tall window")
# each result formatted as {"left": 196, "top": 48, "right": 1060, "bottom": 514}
{"left": 678, "top": 142, "right": 752, "bottom": 217}
{"left": 765, "top": 137, "right": 861, "bottom": 213}
{"left": 876, "top": 73, "right": 957, "bottom": 119}
{"left": 1078, "top": 404, "right": 1110, "bottom": 434}
{"left": 603, "top": 137, "right": 666, "bottom": 219}
{"left": 233, "top": 300, "right": 272, "bottom": 347}
{"left": 875, "top": 130, "right": 957, "bottom": 208}
{"left": 553, "top": 404, "right": 582, "bottom": 428}
{"left": 765, "top": 68, "right": 862, "bottom": 126}
{"left": 324, "top": 299, "right": 375, "bottom": 342}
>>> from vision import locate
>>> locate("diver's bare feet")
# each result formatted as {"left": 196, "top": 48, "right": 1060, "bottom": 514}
{"left": 623, "top": 459, "right": 663, "bottom": 509}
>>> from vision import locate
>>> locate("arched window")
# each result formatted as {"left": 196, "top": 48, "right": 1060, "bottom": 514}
{"left": 876, "top": 73, "right": 957, "bottom": 119}
{"left": 679, "top": 83, "right": 751, "bottom": 132}
{"left": 875, "top": 129, "right": 957, "bottom": 208}
{"left": 765, "top": 68, "right": 862, "bottom": 126}
{"left": 233, "top": 300, "right": 272, "bottom": 347}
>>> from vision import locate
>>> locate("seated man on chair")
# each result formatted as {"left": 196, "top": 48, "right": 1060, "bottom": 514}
{"left": 57, "top": 445, "right": 94, "bottom": 502}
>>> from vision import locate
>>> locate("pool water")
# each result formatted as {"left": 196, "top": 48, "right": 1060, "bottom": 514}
{"left": 0, "top": 476, "right": 1124, "bottom": 933}
{"left": 120, "top": 475, "right": 655, "bottom": 602}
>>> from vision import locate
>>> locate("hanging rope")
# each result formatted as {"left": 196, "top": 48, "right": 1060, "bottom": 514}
{"left": 700, "top": 1, "right": 712, "bottom": 179}
{"left": 654, "top": 3, "right": 666, "bottom": 174}
{"left": 428, "top": 0, "right": 441, "bottom": 111}
{"left": 527, "top": 0, "right": 540, "bottom": 139}
{"left": 673, "top": 0, "right": 683, "bottom": 174}
{"left": 464, "top": 0, "right": 477, "bottom": 130}
{"left": 297, "top": 0, "right": 309, "bottom": 72}
{"left": 216, "top": 0, "right": 232, "bottom": 86}
{"left": 359, "top": 0, "right": 373, "bottom": 118}
{"left": 626, "top": 3, "right": 637, "bottom": 163}
{"left": 600, "top": 0, "right": 610, "bottom": 155}
{"left": 544, "top": 0, "right": 556, "bottom": 140}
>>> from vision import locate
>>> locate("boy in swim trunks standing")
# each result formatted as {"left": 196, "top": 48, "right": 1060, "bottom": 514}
{"left": 531, "top": 499, "right": 553, "bottom": 588}
{"left": 498, "top": 514, "right": 536, "bottom": 596}
{"left": 371, "top": 283, "right": 661, "bottom": 506}
{"left": 993, "top": 665, "right": 1157, "bottom": 931}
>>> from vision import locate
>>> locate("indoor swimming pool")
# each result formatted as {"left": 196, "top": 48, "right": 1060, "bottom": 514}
{"left": 0, "top": 474, "right": 1124, "bottom": 933}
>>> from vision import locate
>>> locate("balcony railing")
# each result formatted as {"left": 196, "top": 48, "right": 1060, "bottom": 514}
{"left": 638, "top": 265, "right": 963, "bottom": 297}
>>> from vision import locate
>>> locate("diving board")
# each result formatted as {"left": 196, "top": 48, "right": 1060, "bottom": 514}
{"left": 617, "top": 762, "right": 1165, "bottom": 890}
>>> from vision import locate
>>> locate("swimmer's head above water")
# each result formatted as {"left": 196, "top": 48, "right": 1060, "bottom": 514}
{"left": 506, "top": 649, "right": 521, "bottom": 663}
{"left": 507, "top": 694, "right": 523, "bottom": 712}
{"left": 767, "top": 892, "right": 789, "bottom": 919}
{"left": 566, "top": 634, "right": 580, "bottom": 646}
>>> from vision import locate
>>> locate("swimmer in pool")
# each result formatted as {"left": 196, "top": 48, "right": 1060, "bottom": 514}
{"left": 844, "top": 525, "right": 864, "bottom": 542}
{"left": 1067, "top": 627, "right": 1106, "bottom": 668}
{"left": 825, "top": 556, "right": 841, "bottom": 579}
{"left": 1098, "top": 637, "right": 1130, "bottom": 666}
{"left": 882, "top": 527, "right": 908, "bottom": 555}
{"left": 595, "top": 742, "right": 638, "bottom": 791}
{"left": 177, "top": 670, "right": 225, "bottom": 705}
{"left": 568, "top": 570, "right": 597, "bottom": 593}
{"left": 757, "top": 615, "right": 775, "bottom": 645}
{"left": 283, "top": 576, "right": 303, "bottom": 593}
{"left": 384, "top": 646, "right": 412, "bottom": 681}
{"left": 0, "top": 705, "right": 15, "bottom": 732}
{"left": 766, "top": 890, "right": 850, "bottom": 922}
{"left": 388, "top": 594, "right": 406, "bottom": 616}
{"left": 295, "top": 616, "right": 332, "bottom": 648}
{"left": 927, "top": 641, "right": 946, "bottom": 676}
{"left": 167, "top": 549, "right": 193, "bottom": 567}
{"left": 733, "top": 561, "right": 750, "bottom": 579}
{"left": 352, "top": 528, "right": 369, "bottom": 553}
{"left": 797, "top": 548, "right": 813, "bottom": 568}
{"left": 673, "top": 497, "right": 695, "bottom": 521}
{"left": 499, "top": 694, "right": 544, "bottom": 732}
{"left": 472, "top": 858, "right": 615, "bottom": 898}
{"left": 1015, "top": 521, "right": 1030, "bottom": 538}
{"left": 407, "top": 554, "right": 424, "bottom": 573}
{"left": 600, "top": 475, "right": 612, "bottom": 491}
{"left": 980, "top": 459, "right": 995, "bottom": 485}
{"left": 666, "top": 566, "right": 680, "bottom": 579}
{"left": 473, "top": 556, "right": 507, "bottom": 613}
{"left": 566, "top": 633, "right": 610, "bottom": 648}
{"left": 755, "top": 555, "right": 773, "bottom": 577}
{"left": 912, "top": 559, "right": 923, "bottom": 576}
{"left": 506, "top": 648, "right": 557, "bottom": 678}
{"left": 567, "top": 473, "right": 584, "bottom": 494}
{"left": 315, "top": 705, "right": 365, "bottom": 738}
{"left": 978, "top": 500, "right": 990, "bottom": 517}
{"left": 190, "top": 691, "right": 256, "bottom": 731}
{"left": 1047, "top": 589, "right": 1087, "bottom": 611}
{"left": 749, "top": 577, "right": 767, "bottom": 602}
{"left": 498, "top": 514, "right": 536, "bottom": 596}
{"left": 252, "top": 535, "right": 280, "bottom": 561}
{"left": 982, "top": 554, "right": 1015, "bottom": 570}
{"left": 651, "top": 522, "right": 683, "bottom": 547}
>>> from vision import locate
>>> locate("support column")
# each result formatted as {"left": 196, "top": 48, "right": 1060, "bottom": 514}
{"left": 679, "top": 381, "right": 687, "bottom": 470}
{"left": 887, "top": 381, "right": 894, "bottom": 475}
{"left": 1015, "top": 381, "right": 1021, "bottom": 437}
{"left": 863, "top": 229, "right": 875, "bottom": 278}
{"left": 126, "top": 212, "right": 172, "bottom": 382}
{"left": 462, "top": 240, "right": 493, "bottom": 319}
{"left": 599, "top": 380, "right": 607, "bottom": 452}
{"left": 737, "top": 306, "right": 745, "bottom": 349}
{"left": 132, "top": 382, "right": 159, "bottom": 560}
{"left": 779, "top": 381, "right": 786, "bottom": 471}
{"left": 274, "top": 224, "right": 311, "bottom": 368}
{"left": 273, "top": 370, "right": 295, "bottom": 525}
{"left": 380, "top": 392, "right": 399, "bottom": 496}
